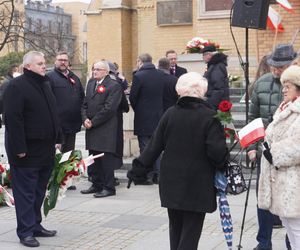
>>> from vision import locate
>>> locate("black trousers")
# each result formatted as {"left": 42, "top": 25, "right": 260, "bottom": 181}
{"left": 11, "top": 165, "right": 52, "bottom": 239}
{"left": 61, "top": 133, "right": 76, "bottom": 153}
{"left": 89, "top": 150, "right": 116, "bottom": 192}
{"left": 168, "top": 208, "right": 206, "bottom": 250}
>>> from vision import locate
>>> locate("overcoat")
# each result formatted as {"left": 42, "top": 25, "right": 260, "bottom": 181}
{"left": 81, "top": 75, "right": 122, "bottom": 153}
{"left": 129, "top": 63, "right": 165, "bottom": 136}
{"left": 47, "top": 68, "right": 84, "bottom": 134}
{"left": 204, "top": 53, "right": 230, "bottom": 109}
{"left": 137, "top": 97, "right": 228, "bottom": 213}
{"left": 258, "top": 97, "right": 300, "bottom": 218}
{"left": 3, "top": 68, "right": 60, "bottom": 167}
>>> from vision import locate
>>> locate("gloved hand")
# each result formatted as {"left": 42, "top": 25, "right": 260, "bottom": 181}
{"left": 262, "top": 141, "right": 273, "bottom": 165}
{"left": 127, "top": 158, "right": 148, "bottom": 188}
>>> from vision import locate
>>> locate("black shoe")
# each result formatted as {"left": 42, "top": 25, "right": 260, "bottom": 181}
{"left": 20, "top": 236, "right": 40, "bottom": 247}
{"left": 253, "top": 246, "right": 272, "bottom": 250}
{"left": 135, "top": 180, "right": 153, "bottom": 185}
{"left": 80, "top": 186, "right": 99, "bottom": 194}
{"left": 93, "top": 189, "right": 116, "bottom": 198}
{"left": 33, "top": 228, "right": 57, "bottom": 237}
{"left": 114, "top": 178, "right": 120, "bottom": 186}
{"left": 152, "top": 174, "right": 159, "bottom": 184}
{"left": 67, "top": 185, "right": 76, "bottom": 190}
{"left": 273, "top": 223, "right": 283, "bottom": 229}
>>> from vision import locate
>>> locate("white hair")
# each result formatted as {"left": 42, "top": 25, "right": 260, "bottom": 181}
{"left": 176, "top": 72, "right": 208, "bottom": 98}
{"left": 94, "top": 60, "right": 110, "bottom": 72}
{"left": 23, "top": 51, "right": 44, "bottom": 67}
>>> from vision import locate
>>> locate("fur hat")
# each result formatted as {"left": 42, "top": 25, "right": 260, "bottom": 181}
{"left": 280, "top": 65, "right": 300, "bottom": 87}
{"left": 267, "top": 44, "right": 298, "bottom": 67}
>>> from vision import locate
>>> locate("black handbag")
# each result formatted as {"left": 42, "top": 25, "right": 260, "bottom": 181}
{"left": 225, "top": 161, "right": 247, "bottom": 195}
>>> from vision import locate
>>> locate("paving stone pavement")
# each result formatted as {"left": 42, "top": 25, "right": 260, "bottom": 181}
{"left": 0, "top": 129, "right": 287, "bottom": 250}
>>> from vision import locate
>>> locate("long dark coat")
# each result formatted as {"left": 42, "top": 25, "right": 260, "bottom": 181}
{"left": 81, "top": 75, "right": 122, "bottom": 153}
{"left": 137, "top": 97, "right": 228, "bottom": 213}
{"left": 204, "top": 53, "right": 230, "bottom": 110}
{"left": 162, "top": 72, "right": 178, "bottom": 112}
{"left": 3, "top": 69, "right": 60, "bottom": 167}
{"left": 129, "top": 63, "right": 165, "bottom": 136}
{"left": 47, "top": 68, "right": 85, "bottom": 134}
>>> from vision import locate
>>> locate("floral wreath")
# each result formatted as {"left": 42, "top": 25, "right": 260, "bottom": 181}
{"left": 186, "top": 37, "right": 226, "bottom": 54}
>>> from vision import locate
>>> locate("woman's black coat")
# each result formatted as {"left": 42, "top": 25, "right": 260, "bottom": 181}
{"left": 137, "top": 97, "right": 228, "bottom": 213}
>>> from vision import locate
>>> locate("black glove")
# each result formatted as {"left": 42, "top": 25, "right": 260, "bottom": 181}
{"left": 262, "top": 141, "right": 273, "bottom": 165}
{"left": 127, "top": 158, "right": 148, "bottom": 188}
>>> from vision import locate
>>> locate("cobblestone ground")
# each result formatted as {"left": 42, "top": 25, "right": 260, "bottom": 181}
{"left": 0, "top": 129, "right": 287, "bottom": 250}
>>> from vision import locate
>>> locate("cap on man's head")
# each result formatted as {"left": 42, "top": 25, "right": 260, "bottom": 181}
{"left": 201, "top": 45, "right": 217, "bottom": 54}
{"left": 267, "top": 44, "right": 298, "bottom": 67}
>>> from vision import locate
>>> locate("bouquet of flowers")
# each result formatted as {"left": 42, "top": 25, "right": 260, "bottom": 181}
{"left": 0, "top": 184, "right": 14, "bottom": 207}
{"left": 0, "top": 163, "right": 12, "bottom": 187}
{"left": 43, "top": 150, "right": 83, "bottom": 216}
{"left": 215, "top": 100, "right": 237, "bottom": 144}
{"left": 186, "top": 37, "right": 221, "bottom": 54}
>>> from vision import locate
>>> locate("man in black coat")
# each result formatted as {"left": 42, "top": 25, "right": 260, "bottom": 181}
{"left": 129, "top": 53, "right": 165, "bottom": 183}
{"left": 81, "top": 60, "right": 122, "bottom": 198}
{"left": 3, "top": 51, "right": 61, "bottom": 247}
{"left": 202, "top": 45, "right": 230, "bottom": 110}
{"left": 158, "top": 57, "right": 178, "bottom": 112}
{"left": 166, "top": 49, "right": 187, "bottom": 78}
{"left": 47, "top": 52, "right": 84, "bottom": 190}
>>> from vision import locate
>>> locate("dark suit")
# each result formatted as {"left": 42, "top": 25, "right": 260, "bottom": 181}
{"left": 47, "top": 68, "right": 85, "bottom": 152}
{"left": 3, "top": 68, "right": 60, "bottom": 239}
{"left": 170, "top": 65, "right": 187, "bottom": 78}
{"left": 161, "top": 71, "right": 178, "bottom": 112}
{"left": 81, "top": 75, "right": 122, "bottom": 191}
{"left": 129, "top": 63, "right": 165, "bottom": 177}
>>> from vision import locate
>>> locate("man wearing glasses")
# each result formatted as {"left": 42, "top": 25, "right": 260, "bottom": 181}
{"left": 47, "top": 51, "right": 85, "bottom": 190}
{"left": 81, "top": 60, "right": 122, "bottom": 198}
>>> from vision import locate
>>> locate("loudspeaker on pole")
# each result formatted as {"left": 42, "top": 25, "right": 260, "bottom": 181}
{"left": 231, "top": 0, "right": 271, "bottom": 29}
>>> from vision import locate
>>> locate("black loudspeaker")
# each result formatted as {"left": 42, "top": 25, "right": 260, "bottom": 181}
{"left": 231, "top": 0, "right": 270, "bottom": 29}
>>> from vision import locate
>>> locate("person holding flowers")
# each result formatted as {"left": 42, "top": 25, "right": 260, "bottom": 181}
{"left": 3, "top": 51, "right": 61, "bottom": 247}
{"left": 201, "top": 44, "right": 230, "bottom": 110}
{"left": 127, "top": 72, "right": 228, "bottom": 250}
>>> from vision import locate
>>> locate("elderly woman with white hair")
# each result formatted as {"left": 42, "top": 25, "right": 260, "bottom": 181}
{"left": 258, "top": 65, "right": 300, "bottom": 250}
{"left": 127, "top": 72, "right": 228, "bottom": 250}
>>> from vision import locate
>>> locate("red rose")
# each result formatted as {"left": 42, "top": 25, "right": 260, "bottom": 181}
{"left": 218, "top": 100, "right": 232, "bottom": 112}
{"left": 97, "top": 85, "right": 106, "bottom": 93}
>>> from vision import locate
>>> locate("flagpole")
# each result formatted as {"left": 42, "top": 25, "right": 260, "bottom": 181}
{"left": 272, "top": 27, "right": 279, "bottom": 50}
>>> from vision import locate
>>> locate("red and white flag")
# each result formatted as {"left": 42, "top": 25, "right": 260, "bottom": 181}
{"left": 238, "top": 118, "right": 265, "bottom": 148}
{"left": 276, "top": 0, "right": 293, "bottom": 12}
{"left": 267, "top": 6, "right": 284, "bottom": 32}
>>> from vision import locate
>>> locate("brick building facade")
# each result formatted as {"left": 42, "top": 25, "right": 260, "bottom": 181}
{"left": 85, "top": 0, "right": 300, "bottom": 82}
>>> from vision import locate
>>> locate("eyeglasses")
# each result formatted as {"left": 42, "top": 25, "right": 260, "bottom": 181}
{"left": 57, "top": 59, "right": 68, "bottom": 62}
{"left": 93, "top": 68, "right": 106, "bottom": 71}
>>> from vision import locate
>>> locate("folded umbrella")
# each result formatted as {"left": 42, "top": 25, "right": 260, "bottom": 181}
{"left": 215, "top": 171, "right": 233, "bottom": 250}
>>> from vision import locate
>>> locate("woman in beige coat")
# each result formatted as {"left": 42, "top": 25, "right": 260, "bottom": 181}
{"left": 258, "top": 65, "right": 300, "bottom": 250}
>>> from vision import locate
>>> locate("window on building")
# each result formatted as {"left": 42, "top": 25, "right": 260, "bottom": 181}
{"left": 27, "top": 17, "right": 32, "bottom": 31}
{"left": 199, "top": 0, "right": 233, "bottom": 19}
{"left": 65, "top": 24, "right": 70, "bottom": 35}
{"left": 199, "top": 0, "right": 276, "bottom": 19}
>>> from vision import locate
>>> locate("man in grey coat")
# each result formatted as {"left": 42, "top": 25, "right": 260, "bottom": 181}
{"left": 81, "top": 60, "right": 122, "bottom": 198}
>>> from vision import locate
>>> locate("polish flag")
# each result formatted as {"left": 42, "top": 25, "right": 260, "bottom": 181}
{"left": 267, "top": 6, "right": 284, "bottom": 32}
{"left": 276, "top": 0, "right": 293, "bottom": 13}
{"left": 238, "top": 118, "right": 266, "bottom": 148}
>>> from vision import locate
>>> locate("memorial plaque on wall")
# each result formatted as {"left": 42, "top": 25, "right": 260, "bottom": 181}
{"left": 157, "top": 0, "right": 192, "bottom": 26}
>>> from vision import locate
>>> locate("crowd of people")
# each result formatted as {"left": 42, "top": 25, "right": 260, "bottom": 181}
{"left": 0, "top": 43, "right": 299, "bottom": 250}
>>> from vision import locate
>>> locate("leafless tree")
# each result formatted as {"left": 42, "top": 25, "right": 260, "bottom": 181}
{"left": 0, "top": 0, "right": 15, "bottom": 52}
